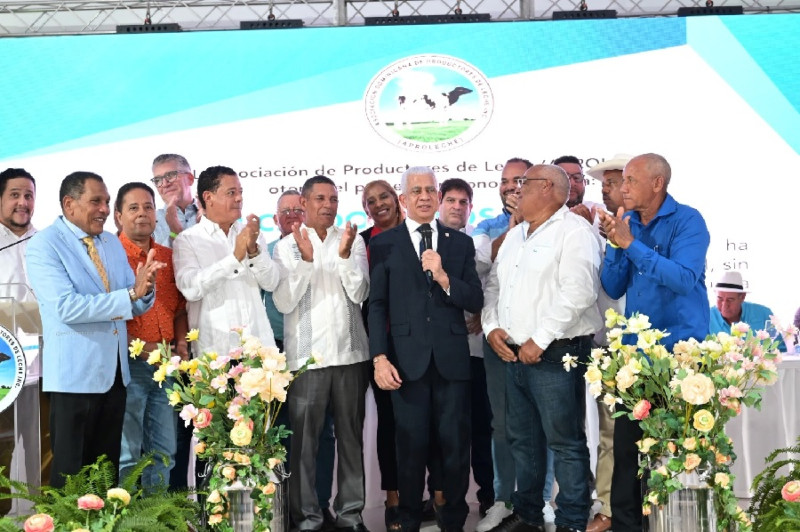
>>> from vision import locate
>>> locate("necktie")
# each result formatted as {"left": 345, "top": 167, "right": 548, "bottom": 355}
{"left": 82, "top": 236, "right": 110, "bottom": 292}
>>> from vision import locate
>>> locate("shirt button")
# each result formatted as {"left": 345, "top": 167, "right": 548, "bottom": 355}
{"left": 427, "top": 317, "right": 431, "bottom": 322}
{"left": 234, "top": 269, "right": 239, "bottom": 274}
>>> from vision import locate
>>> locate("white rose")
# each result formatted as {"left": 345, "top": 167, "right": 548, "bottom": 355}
{"left": 680, "top": 373, "right": 715, "bottom": 405}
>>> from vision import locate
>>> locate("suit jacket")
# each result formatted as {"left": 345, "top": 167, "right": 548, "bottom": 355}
{"left": 26, "top": 216, "right": 153, "bottom": 393}
{"left": 368, "top": 220, "right": 483, "bottom": 381}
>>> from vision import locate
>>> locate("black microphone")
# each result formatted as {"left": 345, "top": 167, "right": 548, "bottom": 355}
{"left": 419, "top": 223, "right": 433, "bottom": 282}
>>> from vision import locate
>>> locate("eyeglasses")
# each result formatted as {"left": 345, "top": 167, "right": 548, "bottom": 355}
{"left": 150, "top": 170, "right": 184, "bottom": 188}
{"left": 567, "top": 172, "right": 588, "bottom": 185}
{"left": 278, "top": 208, "right": 304, "bottom": 216}
{"left": 513, "top": 177, "right": 549, "bottom": 187}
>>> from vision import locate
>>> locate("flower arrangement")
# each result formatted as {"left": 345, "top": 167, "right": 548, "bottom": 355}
{"left": 132, "top": 328, "right": 314, "bottom": 532}
{"left": 748, "top": 437, "right": 800, "bottom": 531}
{"left": 0, "top": 455, "right": 200, "bottom": 531}
{"left": 585, "top": 309, "right": 786, "bottom": 531}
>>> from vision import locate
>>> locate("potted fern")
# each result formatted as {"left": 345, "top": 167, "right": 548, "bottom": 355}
{"left": 749, "top": 436, "right": 800, "bottom": 531}
{"left": 0, "top": 455, "right": 200, "bottom": 531}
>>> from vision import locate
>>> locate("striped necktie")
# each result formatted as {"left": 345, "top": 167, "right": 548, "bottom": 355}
{"left": 82, "top": 236, "right": 110, "bottom": 292}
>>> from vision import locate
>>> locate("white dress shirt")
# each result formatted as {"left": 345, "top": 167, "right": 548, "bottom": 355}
{"left": 405, "top": 217, "right": 438, "bottom": 256}
{"left": 0, "top": 224, "right": 37, "bottom": 302}
{"left": 482, "top": 206, "right": 603, "bottom": 349}
{"left": 173, "top": 216, "right": 280, "bottom": 355}
{"left": 272, "top": 224, "right": 369, "bottom": 371}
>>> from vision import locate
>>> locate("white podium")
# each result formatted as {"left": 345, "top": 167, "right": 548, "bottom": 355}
{"left": 0, "top": 286, "right": 43, "bottom": 516}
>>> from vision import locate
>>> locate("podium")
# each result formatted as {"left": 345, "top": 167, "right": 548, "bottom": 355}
{"left": 0, "top": 285, "right": 43, "bottom": 516}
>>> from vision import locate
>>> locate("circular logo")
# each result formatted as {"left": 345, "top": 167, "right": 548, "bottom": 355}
{"left": 364, "top": 54, "right": 494, "bottom": 152}
{"left": 0, "top": 324, "right": 27, "bottom": 414}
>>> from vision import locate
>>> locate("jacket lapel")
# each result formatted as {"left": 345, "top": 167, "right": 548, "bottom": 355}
{"left": 55, "top": 218, "right": 107, "bottom": 293}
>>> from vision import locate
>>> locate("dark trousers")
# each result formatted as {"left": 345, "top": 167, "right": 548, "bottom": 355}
{"left": 392, "top": 360, "right": 471, "bottom": 531}
{"left": 49, "top": 364, "right": 126, "bottom": 488}
{"left": 611, "top": 413, "right": 648, "bottom": 532}
{"left": 371, "top": 377, "right": 398, "bottom": 491}
{"left": 470, "top": 356, "right": 495, "bottom": 505}
{"left": 426, "top": 356, "right": 494, "bottom": 506}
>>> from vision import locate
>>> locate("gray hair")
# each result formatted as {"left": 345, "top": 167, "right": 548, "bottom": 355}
{"left": 152, "top": 153, "right": 192, "bottom": 173}
{"left": 276, "top": 189, "right": 301, "bottom": 209}
{"left": 528, "top": 164, "right": 569, "bottom": 206}
{"left": 400, "top": 166, "right": 437, "bottom": 195}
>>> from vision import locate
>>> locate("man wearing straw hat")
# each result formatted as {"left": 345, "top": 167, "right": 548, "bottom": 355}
{"left": 709, "top": 271, "right": 783, "bottom": 350}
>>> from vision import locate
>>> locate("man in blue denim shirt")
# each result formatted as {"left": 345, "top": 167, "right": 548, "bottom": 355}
{"left": 598, "top": 153, "right": 710, "bottom": 532}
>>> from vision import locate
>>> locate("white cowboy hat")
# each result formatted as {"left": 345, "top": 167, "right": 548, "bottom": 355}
{"left": 586, "top": 154, "right": 634, "bottom": 181}
{"left": 715, "top": 271, "right": 749, "bottom": 293}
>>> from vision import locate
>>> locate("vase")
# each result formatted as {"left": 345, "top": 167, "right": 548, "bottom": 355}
{"left": 226, "top": 463, "right": 290, "bottom": 532}
{"left": 648, "top": 468, "right": 718, "bottom": 532}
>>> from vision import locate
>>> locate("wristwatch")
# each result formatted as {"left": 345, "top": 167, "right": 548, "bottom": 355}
{"left": 128, "top": 287, "right": 139, "bottom": 302}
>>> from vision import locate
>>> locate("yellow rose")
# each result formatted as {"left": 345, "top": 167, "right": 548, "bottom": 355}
{"left": 262, "top": 482, "right": 276, "bottom": 495}
{"left": 147, "top": 349, "right": 161, "bottom": 365}
{"left": 647, "top": 492, "right": 659, "bottom": 505}
{"left": 234, "top": 452, "right": 251, "bottom": 465}
{"left": 667, "top": 441, "right": 677, "bottom": 454}
{"left": 682, "top": 437, "right": 697, "bottom": 451}
{"left": 716, "top": 451, "right": 730, "bottom": 464}
{"left": 195, "top": 441, "right": 207, "bottom": 455}
{"left": 656, "top": 465, "right": 669, "bottom": 477}
{"left": 230, "top": 421, "right": 254, "bottom": 447}
{"left": 106, "top": 487, "right": 131, "bottom": 506}
{"left": 208, "top": 514, "right": 223, "bottom": 525}
{"left": 152, "top": 365, "right": 167, "bottom": 385}
{"left": 268, "top": 457, "right": 282, "bottom": 469}
{"left": 207, "top": 490, "right": 222, "bottom": 504}
{"left": 221, "top": 466, "right": 237, "bottom": 480}
{"left": 129, "top": 338, "right": 145, "bottom": 358}
{"left": 186, "top": 329, "right": 199, "bottom": 342}
{"left": 693, "top": 409, "right": 715, "bottom": 432}
{"left": 211, "top": 505, "right": 224, "bottom": 514}
{"left": 636, "top": 438, "right": 658, "bottom": 454}
{"left": 642, "top": 505, "right": 652, "bottom": 516}
{"left": 715, "top": 472, "right": 730, "bottom": 488}
{"left": 222, "top": 451, "right": 234, "bottom": 460}
{"left": 585, "top": 365, "right": 602, "bottom": 384}
{"left": 683, "top": 453, "right": 702, "bottom": 471}
{"left": 168, "top": 390, "right": 181, "bottom": 406}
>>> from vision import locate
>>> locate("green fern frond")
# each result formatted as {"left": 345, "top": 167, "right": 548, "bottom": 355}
{"left": 749, "top": 436, "right": 800, "bottom": 532}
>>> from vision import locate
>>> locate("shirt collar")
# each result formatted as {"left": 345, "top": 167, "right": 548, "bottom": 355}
{"left": 629, "top": 193, "right": 678, "bottom": 226}
{"left": 0, "top": 222, "right": 36, "bottom": 240}
{"left": 118, "top": 231, "right": 151, "bottom": 258}
{"left": 406, "top": 218, "right": 438, "bottom": 234}
{"left": 61, "top": 215, "right": 91, "bottom": 239}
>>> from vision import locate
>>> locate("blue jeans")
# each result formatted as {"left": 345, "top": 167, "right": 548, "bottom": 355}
{"left": 120, "top": 358, "right": 177, "bottom": 490}
{"left": 482, "top": 338, "right": 516, "bottom": 503}
{"left": 506, "top": 338, "right": 591, "bottom": 530}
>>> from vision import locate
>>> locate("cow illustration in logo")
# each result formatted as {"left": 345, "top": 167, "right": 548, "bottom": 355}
{"left": 365, "top": 55, "right": 493, "bottom": 152}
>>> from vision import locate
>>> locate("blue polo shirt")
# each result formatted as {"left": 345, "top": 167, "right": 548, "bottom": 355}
{"left": 601, "top": 194, "right": 710, "bottom": 349}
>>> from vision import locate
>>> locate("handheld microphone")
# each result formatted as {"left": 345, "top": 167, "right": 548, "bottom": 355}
{"left": 419, "top": 224, "right": 434, "bottom": 282}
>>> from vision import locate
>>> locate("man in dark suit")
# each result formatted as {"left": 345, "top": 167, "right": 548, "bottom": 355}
{"left": 369, "top": 166, "right": 484, "bottom": 532}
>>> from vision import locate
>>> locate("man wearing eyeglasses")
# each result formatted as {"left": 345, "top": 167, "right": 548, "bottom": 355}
{"left": 151, "top": 154, "right": 201, "bottom": 247}
{"left": 553, "top": 155, "right": 603, "bottom": 228}
{"left": 483, "top": 165, "right": 601, "bottom": 532}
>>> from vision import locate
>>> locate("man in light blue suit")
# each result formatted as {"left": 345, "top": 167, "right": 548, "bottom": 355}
{"left": 26, "top": 171, "right": 164, "bottom": 488}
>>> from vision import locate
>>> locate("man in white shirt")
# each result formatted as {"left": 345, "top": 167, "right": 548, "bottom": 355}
{"left": 173, "top": 165, "right": 280, "bottom": 355}
{"left": 273, "top": 175, "right": 370, "bottom": 532}
{"left": 0, "top": 168, "right": 37, "bottom": 302}
{"left": 482, "top": 165, "right": 602, "bottom": 532}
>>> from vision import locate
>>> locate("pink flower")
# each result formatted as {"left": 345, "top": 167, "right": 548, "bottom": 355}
{"left": 732, "top": 322, "right": 750, "bottom": 334}
{"left": 632, "top": 399, "right": 651, "bottom": 420}
{"left": 77, "top": 494, "right": 105, "bottom": 511}
{"left": 756, "top": 330, "right": 771, "bottom": 340}
{"left": 193, "top": 408, "right": 213, "bottom": 429}
{"left": 24, "top": 514, "right": 54, "bottom": 532}
{"left": 228, "top": 365, "right": 247, "bottom": 378}
{"left": 783, "top": 480, "right": 800, "bottom": 502}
